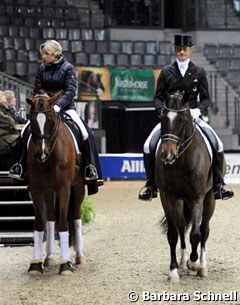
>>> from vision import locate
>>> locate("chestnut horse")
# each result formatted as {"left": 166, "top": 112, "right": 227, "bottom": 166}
{"left": 26, "top": 92, "right": 85, "bottom": 275}
{"left": 155, "top": 91, "right": 216, "bottom": 283}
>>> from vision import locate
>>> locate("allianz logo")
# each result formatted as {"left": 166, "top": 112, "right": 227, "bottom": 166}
{"left": 121, "top": 160, "right": 145, "bottom": 173}
{"left": 115, "top": 75, "right": 148, "bottom": 89}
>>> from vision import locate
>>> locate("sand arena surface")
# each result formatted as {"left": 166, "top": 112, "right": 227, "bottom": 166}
{"left": 0, "top": 181, "right": 239, "bottom": 305}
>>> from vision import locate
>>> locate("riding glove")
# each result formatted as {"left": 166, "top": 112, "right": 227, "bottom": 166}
{"left": 190, "top": 108, "right": 201, "bottom": 119}
{"left": 53, "top": 105, "right": 61, "bottom": 113}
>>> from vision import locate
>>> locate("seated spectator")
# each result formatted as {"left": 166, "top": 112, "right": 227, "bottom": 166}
{"left": 4, "top": 90, "right": 27, "bottom": 124}
{"left": 0, "top": 90, "right": 19, "bottom": 150}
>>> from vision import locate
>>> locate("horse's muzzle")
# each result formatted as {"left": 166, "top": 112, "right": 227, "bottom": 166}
{"left": 160, "top": 141, "right": 179, "bottom": 164}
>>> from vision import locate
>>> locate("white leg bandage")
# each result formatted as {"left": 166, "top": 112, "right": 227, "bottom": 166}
{"left": 59, "top": 231, "right": 70, "bottom": 261}
{"left": 74, "top": 219, "right": 84, "bottom": 256}
{"left": 33, "top": 231, "right": 44, "bottom": 260}
{"left": 46, "top": 221, "right": 56, "bottom": 256}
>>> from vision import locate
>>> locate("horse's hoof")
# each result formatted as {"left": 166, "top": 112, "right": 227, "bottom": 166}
{"left": 168, "top": 269, "right": 180, "bottom": 284}
{"left": 59, "top": 261, "right": 75, "bottom": 275}
{"left": 28, "top": 262, "right": 44, "bottom": 274}
{"left": 44, "top": 255, "right": 55, "bottom": 267}
{"left": 186, "top": 259, "right": 201, "bottom": 272}
{"left": 197, "top": 267, "right": 208, "bottom": 277}
{"left": 75, "top": 256, "right": 84, "bottom": 265}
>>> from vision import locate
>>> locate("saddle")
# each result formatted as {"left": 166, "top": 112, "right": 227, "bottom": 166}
{"left": 60, "top": 113, "right": 83, "bottom": 154}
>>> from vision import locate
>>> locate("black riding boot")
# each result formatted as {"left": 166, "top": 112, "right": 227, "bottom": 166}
{"left": 82, "top": 137, "right": 102, "bottom": 195}
{"left": 138, "top": 153, "right": 158, "bottom": 201}
{"left": 213, "top": 151, "right": 234, "bottom": 200}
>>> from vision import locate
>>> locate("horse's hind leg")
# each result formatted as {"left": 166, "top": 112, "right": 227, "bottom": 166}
{"left": 198, "top": 192, "right": 215, "bottom": 277}
{"left": 44, "top": 192, "right": 56, "bottom": 267}
{"left": 187, "top": 201, "right": 203, "bottom": 272}
{"left": 71, "top": 183, "right": 85, "bottom": 265}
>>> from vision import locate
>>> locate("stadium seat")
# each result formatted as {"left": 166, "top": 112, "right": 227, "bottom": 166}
{"left": 89, "top": 53, "right": 103, "bottom": 67}
{"left": 16, "top": 61, "right": 28, "bottom": 77}
{"left": 68, "top": 29, "right": 81, "bottom": 40}
{"left": 146, "top": 41, "right": 158, "bottom": 54}
{"left": 156, "top": 54, "right": 170, "bottom": 67}
{"left": 109, "top": 41, "right": 122, "bottom": 54}
{"left": 218, "top": 43, "right": 232, "bottom": 58}
{"left": 71, "top": 41, "right": 84, "bottom": 53}
{"left": 83, "top": 40, "right": 97, "bottom": 53}
{"left": 103, "top": 53, "right": 116, "bottom": 67}
{"left": 75, "top": 52, "right": 89, "bottom": 66}
{"left": 130, "top": 54, "right": 143, "bottom": 68}
{"left": 133, "top": 41, "right": 146, "bottom": 54}
{"left": 159, "top": 41, "right": 171, "bottom": 55}
{"left": 216, "top": 57, "right": 230, "bottom": 75}
{"left": 96, "top": 41, "right": 109, "bottom": 54}
{"left": 42, "top": 28, "right": 55, "bottom": 39}
{"left": 204, "top": 43, "right": 218, "bottom": 64}
{"left": 143, "top": 54, "right": 156, "bottom": 68}
{"left": 116, "top": 54, "right": 130, "bottom": 68}
{"left": 122, "top": 41, "right": 134, "bottom": 54}
{"left": 81, "top": 29, "right": 93, "bottom": 40}
{"left": 56, "top": 28, "right": 68, "bottom": 40}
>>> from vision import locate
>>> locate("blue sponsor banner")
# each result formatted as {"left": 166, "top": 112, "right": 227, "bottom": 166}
{"left": 99, "top": 153, "right": 146, "bottom": 180}
{"left": 99, "top": 153, "right": 240, "bottom": 183}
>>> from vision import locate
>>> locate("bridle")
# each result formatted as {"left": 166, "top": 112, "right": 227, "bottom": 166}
{"left": 161, "top": 104, "right": 196, "bottom": 164}
{"left": 30, "top": 97, "right": 61, "bottom": 162}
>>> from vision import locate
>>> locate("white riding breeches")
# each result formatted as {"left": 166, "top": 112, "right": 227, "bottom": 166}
{"left": 195, "top": 117, "right": 223, "bottom": 152}
{"left": 64, "top": 109, "right": 88, "bottom": 141}
{"left": 143, "top": 118, "right": 223, "bottom": 154}
{"left": 143, "top": 123, "right": 161, "bottom": 154}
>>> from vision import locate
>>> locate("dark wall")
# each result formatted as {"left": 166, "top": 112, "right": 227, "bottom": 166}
{"left": 102, "top": 108, "right": 159, "bottom": 153}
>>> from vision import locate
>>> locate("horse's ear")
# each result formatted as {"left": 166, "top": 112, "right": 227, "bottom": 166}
{"left": 49, "top": 91, "right": 63, "bottom": 104}
{"left": 26, "top": 97, "right": 33, "bottom": 105}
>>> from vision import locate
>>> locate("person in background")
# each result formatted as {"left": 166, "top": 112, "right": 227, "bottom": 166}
{"left": 0, "top": 90, "right": 19, "bottom": 148}
{"left": 3, "top": 90, "right": 27, "bottom": 124}
{"left": 85, "top": 101, "right": 99, "bottom": 129}
{"left": 138, "top": 34, "right": 234, "bottom": 201}
{"left": 9, "top": 40, "right": 103, "bottom": 194}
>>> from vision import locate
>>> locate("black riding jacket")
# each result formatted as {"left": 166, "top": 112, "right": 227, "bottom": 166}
{"left": 154, "top": 61, "right": 210, "bottom": 116}
{"left": 33, "top": 56, "right": 77, "bottom": 111}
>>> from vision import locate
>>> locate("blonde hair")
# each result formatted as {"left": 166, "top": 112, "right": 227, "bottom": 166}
{"left": 39, "top": 40, "right": 63, "bottom": 57}
{"left": 3, "top": 90, "right": 15, "bottom": 101}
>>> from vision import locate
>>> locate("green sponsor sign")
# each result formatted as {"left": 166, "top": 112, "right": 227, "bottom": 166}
{"left": 110, "top": 68, "right": 155, "bottom": 102}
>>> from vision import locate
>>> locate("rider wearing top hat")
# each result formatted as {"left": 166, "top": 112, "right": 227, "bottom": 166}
{"left": 138, "top": 34, "right": 234, "bottom": 201}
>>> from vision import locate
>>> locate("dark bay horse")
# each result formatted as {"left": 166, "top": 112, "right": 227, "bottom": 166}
{"left": 155, "top": 91, "right": 216, "bottom": 283}
{"left": 26, "top": 92, "right": 85, "bottom": 275}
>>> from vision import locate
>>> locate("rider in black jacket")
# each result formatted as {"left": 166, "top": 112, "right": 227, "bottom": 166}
{"left": 9, "top": 40, "right": 103, "bottom": 194}
{"left": 138, "top": 35, "right": 234, "bottom": 201}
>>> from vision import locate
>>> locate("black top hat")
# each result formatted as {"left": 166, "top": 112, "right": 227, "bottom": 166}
{"left": 173, "top": 35, "right": 194, "bottom": 47}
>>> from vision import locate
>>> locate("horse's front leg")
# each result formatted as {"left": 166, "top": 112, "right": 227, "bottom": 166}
{"left": 187, "top": 199, "right": 203, "bottom": 273}
{"left": 167, "top": 219, "right": 180, "bottom": 283}
{"left": 28, "top": 196, "right": 44, "bottom": 274}
{"left": 57, "top": 187, "right": 74, "bottom": 275}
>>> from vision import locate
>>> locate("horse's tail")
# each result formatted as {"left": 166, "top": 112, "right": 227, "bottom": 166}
{"left": 160, "top": 201, "right": 191, "bottom": 234}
